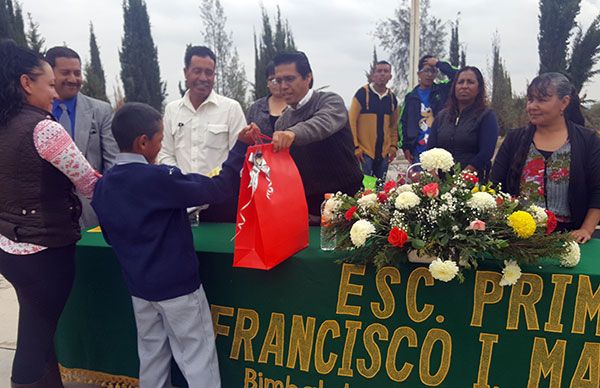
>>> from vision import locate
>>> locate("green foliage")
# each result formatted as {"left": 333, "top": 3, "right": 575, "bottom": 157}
{"left": 0, "top": 0, "right": 27, "bottom": 46}
{"left": 449, "top": 18, "right": 460, "bottom": 67}
{"left": 364, "top": 46, "right": 378, "bottom": 83}
{"left": 538, "top": 0, "right": 581, "bottom": 74}
{"left": 200, "top": 0, "right": 249, "bottom": 108}
{"left": 119, "top": 0, "right": 166, "bottom": 111}
{"left": 25, "top": 12, "right": 44, "bottom": 53}
{"left": 81, "top": 23, "right": 108, "bottom": 102}
{"left": 567, "top": 15, "right": 600, "bottom": 93}
{"left": 375, "top": 0, "right": 448, "bottom": 90}
{"left": 460, "top": 47, "right": 466, "bottom": 68}
{"left": 584, "top": 102, "right": 600, "bottom": 129}
{"left": 253, "top": 5, "right": 296, "bottom": 100}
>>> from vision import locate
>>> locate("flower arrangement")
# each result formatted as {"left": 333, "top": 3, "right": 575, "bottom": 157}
{"left": 323, "top": 148, "right": 578, "bottom": 286}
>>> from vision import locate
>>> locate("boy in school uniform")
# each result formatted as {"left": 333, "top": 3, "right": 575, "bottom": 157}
{"left": 92, "top": 102, "right": 255, "bottom": 387}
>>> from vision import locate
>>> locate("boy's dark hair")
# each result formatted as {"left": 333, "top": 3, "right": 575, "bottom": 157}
{"left": 45, "top": 46, "right": 80, "bottom": 67}
{"left": 376, "top": 60, "right": 391, "bottom": 68}
{"left": 273, "top": 51, "right": 314, "bottom": 88}
{"left": 418, "top": 55, "right": 434, "bottom": 71}
{"left": 184, "top": 46, "right": 216, "bottom": 68}
{"left": 112, "top": 102, "right": 162, "bottom": 152}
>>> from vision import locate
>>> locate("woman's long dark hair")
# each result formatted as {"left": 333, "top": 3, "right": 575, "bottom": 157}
{"left": 506, "top": 72, "right": 583, "bottom": 194}
{"left": 445, "top": 66, "right": 488, "bottom": 124}
{"left": 0, "top": 39, "right": 45, "bottom": 126}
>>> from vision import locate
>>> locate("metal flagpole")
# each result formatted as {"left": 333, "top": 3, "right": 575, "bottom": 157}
{"left": 408, "top": 0, "right": 420, "bottom": 88}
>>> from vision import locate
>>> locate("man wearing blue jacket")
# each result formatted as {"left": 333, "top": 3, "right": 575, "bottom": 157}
{"left": 400, "top": 56, "right": 458, "bottom": 164}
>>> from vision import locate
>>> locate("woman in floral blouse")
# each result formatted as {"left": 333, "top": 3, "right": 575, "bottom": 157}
{"left": 491, "top": 72, "right": 600, "bottom": 243}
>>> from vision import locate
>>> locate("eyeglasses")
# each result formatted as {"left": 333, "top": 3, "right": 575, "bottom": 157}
{"left": 268, "top": 78, "right": 278, "bottom": 86}
{"left": 272, "top": 75, "right": 298, "bottom": 85}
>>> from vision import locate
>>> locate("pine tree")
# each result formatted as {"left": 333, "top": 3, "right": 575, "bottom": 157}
{"left": 0, "top": 0, "right": 13, "bottom": 40}
{"left": 460, "top": 46, "right": 466, "bottom": 68}
{"left": 567, "top": 14, "right": 600, "bottom": 93}
{"left": 11, "top": 2, "right": 26, "bottom": 47}
{"left": 81, "top": 23, "right": 108, "bottom": 102}
{"left": 365, "top": 46, "right": 378, "bottom": 82}
{"left": 0, "top": 0, "right": 26, "bottom": 46}
{"left": 119, "top": 0, "right": 166, "bottom": 111}
{"left": 253, "top": 5, "right": 296, "bottom": 99}
{"left": 449, "top": 19, "right": 460, "bottom": 67}
{"left": 538, "top": 0, "right": 581, "bottom": 74}
{"left": 200, "top": 0, "right": 248, "bottom": 107}
{"left": 491, "top": 34, "right": 517, "bottom": 135}
{"left": 375, "top": 0, "right": 448, "bottom": 90}
{"left": 26, "top": 12, "right": 44, "bottom": 53}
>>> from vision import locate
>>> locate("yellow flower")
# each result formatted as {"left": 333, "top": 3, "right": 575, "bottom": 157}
{"left": 471, "top": 186, "right": 480, "bottom": 193}
{"left": 507, "top": 211, "right": 537, "bottom": 238}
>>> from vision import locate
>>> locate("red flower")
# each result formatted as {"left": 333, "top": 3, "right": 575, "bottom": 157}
{"left": 496, "top": 196, "right": 505, "bottom": 206}
{"left": 523, "top": 158, "right": 545, "bottom": 177}
{"left": 388, "top": 227, "right": 409, "bottom": 248}
{"left": 383, "top": 181, "right": 397, "bottom": 193}
{"left": 362, "top": 189, "right": 373, "bottom": 196}
{"left": 545, "top": 210, "right": 557, "bottom": 235}
{"left": 377, "top": 192, "right": 388, "bottom": 203}
{"left": 344, "top": 206, "right": 357, "bottom": 221}
{"left": 461, "top": 172, "right": 479, "bottom": 184}
{"left": 421, "top": 182, "right": 440, "bottom": 198}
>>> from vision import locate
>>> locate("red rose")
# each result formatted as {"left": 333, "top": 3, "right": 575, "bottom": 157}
{"left": 545, "top": 210, "right": 557, "bottom": 235}
{"left": 388, "top": 227, "right": 409, "bottom": 248}
{"left": 383, "top": 180, "right": 397, "bottom": 193}
{"left": 421, "top": 182, "right": 440, "bottom": 198}
{"left": 344, "top": 206, "right": 357, "bottom": 221}
{"left": 377, "top": 192, "right": 388, "bottom": 203}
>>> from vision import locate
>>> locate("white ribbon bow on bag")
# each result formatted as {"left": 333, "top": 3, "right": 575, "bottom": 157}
{"left": 233, "top": 151, "right": 274, "bottom": 239}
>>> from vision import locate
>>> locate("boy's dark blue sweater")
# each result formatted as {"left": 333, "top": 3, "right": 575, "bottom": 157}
{"left": 91, "top": 142, "right": 247, "bottom": 301}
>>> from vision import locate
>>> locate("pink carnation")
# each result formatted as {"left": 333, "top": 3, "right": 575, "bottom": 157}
{"left": 467, "top": 219, "right": 486, "bottom": 231}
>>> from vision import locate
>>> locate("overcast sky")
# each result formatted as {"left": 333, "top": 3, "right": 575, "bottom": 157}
{"left": 24, "top": 0, "right": 600, "bottom": 106}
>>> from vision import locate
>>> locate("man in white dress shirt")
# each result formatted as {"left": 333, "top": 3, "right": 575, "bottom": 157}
{"left": 158, "top": 46, "right": 246, "bottom": 221}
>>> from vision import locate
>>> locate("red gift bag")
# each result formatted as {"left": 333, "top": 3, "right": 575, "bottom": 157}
{"left": 233, "top": 143, "right": 309, "bottom": 270}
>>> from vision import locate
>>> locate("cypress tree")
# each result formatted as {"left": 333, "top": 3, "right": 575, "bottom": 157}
{"left": 449, "top": 20, "right": 460, "bottom": 67}
{"left": 538, "top": 0, "right": 580, "bottom": 74}
{"left": 81, "top": 23, "right": 108, "bottom": 102}
{"left": 460, "top": 47, "right": 466, "bottom": 68}
{"left": 12, "top": 2, "right": 26, "bottom": 47}
{"left": 119, "top": 0, "right": 166, "bottom": 111}
{"left": 0, "top": 0, "right": 12, "bottom": 40}
{"left": 26, "top": 12, "right": 45, "bottom": 53}
{"left": 253, "top": 5, "right": 296, "bottom": 99}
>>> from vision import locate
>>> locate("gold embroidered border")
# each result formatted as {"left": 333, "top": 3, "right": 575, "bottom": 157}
{"left": 59, "top": 364, "right": 139, "bottom": 388}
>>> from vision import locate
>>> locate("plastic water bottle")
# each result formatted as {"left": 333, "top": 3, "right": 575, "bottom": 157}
{"left": 320, "top": 193, "right": 336, "bottom": 251}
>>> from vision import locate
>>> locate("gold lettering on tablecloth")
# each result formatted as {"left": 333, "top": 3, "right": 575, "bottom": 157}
{"left": 259, "top": 313, "right": 285, "bottom": 366}
{"left": 336, "top": 264, "right": 365, "bottom": 316}
{"left": 419, "top": 328, "right": 452, "bottom": 386}
{"left": 314, "top": 320, "right": 340, "bottom": 374}
{"left": 471, "top": 271, "right": 503, "bottom": 327}
{"left": 473, "top": 333, "right": 499, "bottom": 388}
{"left": 527, "top": 337, "right": 566, "bottom": 388}
{"left": 406, "top": 267, "right": 434, "bottom": 323}
{"left": 507, "top": 274, "right": 543, "bottom": 330}
{"left": 338, "top": 320, "right": 362, "bottom": 377}
{"left": 371, "top": 266, "right": 401, "bottom": 319}
{"left": 286, "top": 315, "right": 316, "bottom": 372}
{"left": 356, "top": 323, "right": 388, "bottom": 378}
{"left": 570, "top": 342, "right": 600, "bottom": 387}
{"left": 385, "top": 326, "right": 418, "bottom": 382}
{"left": 211, "top": 304, "right": 235, "bottom": 337}
{"left": 572, "top": 275, "right": 600, "bottom": 336}
{"left": 544, "top": 274, "right": 572, "bottom": 333}
{"left": 231, "top": 308, "right": 260, "bottom": 361}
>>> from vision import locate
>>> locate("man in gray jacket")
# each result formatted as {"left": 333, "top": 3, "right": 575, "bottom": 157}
{"left": 45, "top": 46, "right": 118, "bottom": 229}
{"left": 272, "top": 51, "right": 362, "bottom": 222}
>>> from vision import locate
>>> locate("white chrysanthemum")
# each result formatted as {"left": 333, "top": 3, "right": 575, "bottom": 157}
{"left": 349, "top": 220, "right": 376, "bottom": 247}
{"left": 560, "top": 241, "right": 580, "bottom": 267}
{"left": 322, "top": 197, "right": 341, "bottom": 221}
{"left": 428, "top": 259, "right": 459, "bottom": 282}
{"left": 397, "top": 184, "right": 414, "bottom": 193}
{"left": 499, "top": 260, "right": 522, "bottom": 286}
{"left": 394, "top": 191, "right": 421, "bottom": 210}
{"left": 528, "top": 205, "right": 548, "bottom": 225}
{"left": 467, "top": 192, "right": 497, "bottom": 212}
{"left": 357, "top": 193, "right": 378, "bottom": 209}
{"left": 420, "top": 148, "right": 455, "bottom": 172}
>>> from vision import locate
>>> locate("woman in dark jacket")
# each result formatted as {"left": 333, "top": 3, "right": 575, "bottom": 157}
{"left": 0, "top": 40, "right": 98, "bottom": 387}
{"left": 428, "top": 66, "right": 500, "bottom": 180}
{"left": 491, "top": 72, "right": 600, "bottom": 243}
{"left": 246, "top": 61, "right": 287, "bottom": 136}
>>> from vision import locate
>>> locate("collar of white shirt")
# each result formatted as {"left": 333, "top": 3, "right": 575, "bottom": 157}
{"left": 289, "top": 89, "right": 314, "bottom": 111}
{"left": 115, "top": 152, "right": 148, "bottom": 165}
{"left": 369, "top": 83, "right": 390, "bottom": 99}
{"left": 181, "top": 89, "right": 220, "bottom": 112}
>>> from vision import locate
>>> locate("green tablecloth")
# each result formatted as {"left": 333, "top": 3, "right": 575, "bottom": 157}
{"left": 56, "top": 224, "right": 600, "bottom": 387}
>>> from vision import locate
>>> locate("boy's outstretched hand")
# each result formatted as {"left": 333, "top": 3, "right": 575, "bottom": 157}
{"left": 238, "top": 123, "right": 261, "bottom": 144}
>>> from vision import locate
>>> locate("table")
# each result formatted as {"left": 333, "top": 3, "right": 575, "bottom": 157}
{"left": 56, "top": 224, "right": 600, "bottom": 387}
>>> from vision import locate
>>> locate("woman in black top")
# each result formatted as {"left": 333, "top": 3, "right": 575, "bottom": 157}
{"left": 427, "top": 66, "right": 499, "bottom": 181}
{"left": 246, "top": 61, "right": 287, "bottom": 136}
{"left": 491, "top": 72, "right": 600, "bottom": 243}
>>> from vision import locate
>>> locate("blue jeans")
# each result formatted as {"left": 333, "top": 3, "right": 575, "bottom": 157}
{"left": 361, "top": 154, "right": 389, "bottom": 180}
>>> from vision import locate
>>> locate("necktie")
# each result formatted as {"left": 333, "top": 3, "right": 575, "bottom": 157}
{"left": 58, "top": 103, "right": 73, "bottom": 138}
